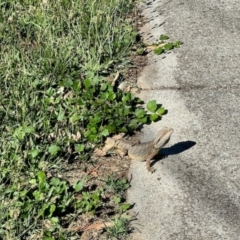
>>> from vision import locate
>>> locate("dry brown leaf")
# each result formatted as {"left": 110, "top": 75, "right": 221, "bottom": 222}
{"left": 84, "top": 221, "right": 113, "bottom": 231}
{"left": 94, "top": 133, "right": 125, "bottom": 157}
{"left": 48, "top": 132, "right": 56, "bottom": 140}
{"left": 68, "top": 221, "right": 113, "bottom": 233}
{"left": 146, "top": 43, "right": 166, "bottom": 50}
{"left": 89, "top": 171, "right": 98, "bottom": 177}
{"left": 112, "top": 133, "right": 125, "bottom": 140}
{"left": 75, "top": 194, "right": 83, "bottom": 201}
{"left": 93, "top": 148, "right": 107, "bottom": 157}
{"left": 104, "top": 137, "right": 116, "bottom": 147}
{"left": 94, "top": 138, "right": 115, "bottom": 157}
{"left": 80, "top": 231, "right": 92, "bottom": 240}
{"left": 125, "top": 85, "right": 131, "bottom": 92}
{"left": 118, "top": 81, "right": 128, "bottom": 91}
{"left": 57, "top": 86, "right": 64, "bottom": 94}
{"left": 67, "top": 146, "right": 72, "bottom": 154}
{"left": 76, "top": 131, "right": 81, "bottom": 139}
{"left": 87, "top": 165, "right": 101, "bottom": 177}
{"left": 64, "top": 90, "right": 73, "bottom": 99}
{"left": 46, "top": 172, "right": 53, "bottom": 178}
{"left": 71, "top": 131, "right": 81, "bottom": 141}
{"left": 43, "top": 219, "right": 52, "bottom": 229}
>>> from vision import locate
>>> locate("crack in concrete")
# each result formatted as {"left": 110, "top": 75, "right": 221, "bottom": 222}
{"left": 140, "top": 84, "right": 240, "bottom": 91}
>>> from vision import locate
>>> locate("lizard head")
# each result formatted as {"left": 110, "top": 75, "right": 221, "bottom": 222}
{"left": 154, "top": 127, "right": 173, "bottom": 149}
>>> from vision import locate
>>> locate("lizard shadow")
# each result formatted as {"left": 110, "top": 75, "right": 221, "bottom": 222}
{"left": 151, "top": 140, "right": 196, "bottom": 166}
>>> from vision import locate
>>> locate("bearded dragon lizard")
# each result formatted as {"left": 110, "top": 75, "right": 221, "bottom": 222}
{"left": 106, "top": 127, "right": 173, "bottom": 173}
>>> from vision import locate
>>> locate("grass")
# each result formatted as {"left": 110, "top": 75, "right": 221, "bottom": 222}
{"left": 0, "top": 0, "right": 167, "bottom": 239}
{"left": 0, "top": 0, "right": 141, "bottom": 239}
{"left": 105, "top": 216, "right": 130, "bottom": 239}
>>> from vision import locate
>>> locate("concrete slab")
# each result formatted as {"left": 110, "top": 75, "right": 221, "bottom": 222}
{"left": 127, "top": 0, "right": 240, "bottom": 239}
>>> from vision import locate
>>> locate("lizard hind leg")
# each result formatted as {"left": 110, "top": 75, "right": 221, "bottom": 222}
{"left": 146, "top": 158, "right": 156, "bottom": 173}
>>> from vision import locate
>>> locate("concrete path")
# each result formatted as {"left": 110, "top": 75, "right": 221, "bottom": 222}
{"left": 127, "top": 0, "right": 240, "bottom": 239}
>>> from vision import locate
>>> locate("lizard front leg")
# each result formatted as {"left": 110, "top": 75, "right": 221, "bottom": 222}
{"left": 146, "top": 149, "right": 159, "bottom": 173}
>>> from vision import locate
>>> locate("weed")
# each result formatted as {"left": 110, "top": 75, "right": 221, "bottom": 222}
{"left": 75, "top": 189, "right": 104, "bottom": 214}
{"left": 154, "top": 35, "right": 183, "bottom": 55}
{"left": 105, "top": 175, "right": 130, "bottom": 195}
{"left": 106, "top": 216, "right": 131, "bottom": 240}
{"left": 136, "top": 34, "right": 182, "bottom": 55}
{"left": 0, "top": 0, "right": 167, "bottom": 238}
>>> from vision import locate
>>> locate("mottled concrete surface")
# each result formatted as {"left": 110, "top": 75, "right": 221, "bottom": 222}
{"left": 127, "top": 0, "right": 240, "bottom": 239}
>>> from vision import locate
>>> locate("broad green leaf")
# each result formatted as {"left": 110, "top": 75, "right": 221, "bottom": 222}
{"left": 84, "top": 79, "right": 91, "bottom": 88}
{"left": 135, "top": 109, "right": 146, "bottom": 118}
{"left": 147, "top": 100, "right": 157, "bottom": 112}
{"left": 87, "top": 124, "right": 97, "bottom": 133}
{"left": 13, "top": 125, "right": 34, "bottom": 140}
{"left": 154, "top": 47, "right": 164, "bottom": 55}
{"left": 75, "top": 144, "right": 85, "bottom": 152}
{"left": 122, "top": 94, "right": 130, "bottom": 103}
{"left": 90, "top": 115, "right": 101, "bottom": 123}
{"left": 129, "top": 119, "right": 138, "bottom": 129}
{"left": 100, "top": 92, "right": 109, "bottom": 100}
{"left": 164, "top": 43, "right": 174, "bottom": 51}
{"left": 82, "top": 191, "right": 90, "bottom": 199}
{"left": 46, "top": 87, "right": 55, "bottom": 96}
{"left": 119, "top": 203, "right": 131, "bottom": 212}
{"left": 48, "top": 145, "right": 61, "bottom": 156}
{"left": 70, "top": 113, "right": 80, "bottom": 123}
{"left": 72, "top": 80, "right": 80, "bottom": 91}
{"left": 38, "top": 171, "right": 46, "bottom": 184}
{"left": 33, "top": 190, "right": 42, "bottom": 200}
{"left": 86, "top": 71, "right": 95, "bottom": 79}
{"left": 92, "top": 76, "right": 99, "bottom": 84}
{"left": 159, "top": 35, "right": 169, "bottom": 40}
{"left": 50, "top": 177, "right": 61, "bottom": 186}
{"left": 92, "top": 193, "right": 100, "bottom": 201}
{"left": 29, "top": 179, "right": 37, "bottom": 185}
{"left": 150, "top": 113, "right": 160, "bottom": 121}
{"left": 100, "top": 83, "right": 108, "bottom": 91}
{"left": 37, "top": 171, "right": 46, "bottom": 190}
{"left": 49, "top": 204, "right": 56, "bottom": 216}
{"left": 101, "top": 129, "right": 109, "bottom": 136}
{"left": 50, "top": 217, "right": 59, "bottom": 224}
{"left": 63, "top": 79, "right": 73, "bottom": 87}
{"left": 108, "top": 92, "right": 116, "bottom": 101}
{"left": 113, "top": 196, "right": 121, "bottom": 204}
{"left": 20, "top": 189, "right": 27, "bottom": 197}
{"left": 139, "top": 117, "right": 148, "bottom": 123}
{"left": 29, "top": 149, "right": 39, "bottom": 158}
{"left": 73, "top": 181, "right": 84, "bottom": 192}
{"left": 157, "top": 107, "right": 165, "bottom": 115}
{"left": 88, "top": 134, "right": 98, "bottom": 142}
{"left": 57, "top": 111, "right": 65, "bottom": 121}
{"left": 44, "top": 97, "right": 52, "bottom": 104}
{"left": 123, "top": 107, "right": 130, "bottom": 116}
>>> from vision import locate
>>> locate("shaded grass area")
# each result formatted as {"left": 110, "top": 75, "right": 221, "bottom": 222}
{"left": 0, "top": 0, "right": 154, "bottom": 239}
